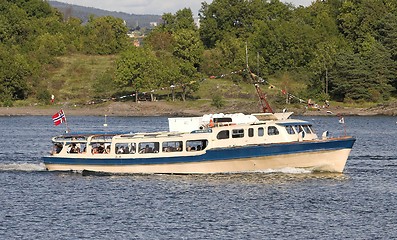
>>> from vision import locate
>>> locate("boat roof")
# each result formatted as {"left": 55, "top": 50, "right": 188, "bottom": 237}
{"left": 275, "top": 120, "right": 313, "bottom": 126}
{"left": 56, "top": 131, "right": 131, "bottom": 138}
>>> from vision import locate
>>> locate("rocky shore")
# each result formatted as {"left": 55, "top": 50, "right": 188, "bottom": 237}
{"left": 0, "top": 101, "right": 396, "bottom": 117}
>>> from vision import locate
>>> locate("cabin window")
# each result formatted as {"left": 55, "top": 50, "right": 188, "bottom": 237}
{"left": 186, "top": 140, "right": 208, "bottom": 151}
{"left": 78, "top": 143, "right": 87, "bottom": 153}
{"left": 285, "top": 125, "right": 295, "bottom": 135}
{"left": 248, "top": 128, "right": 254, "bottom": 137}
{"left": 115, "top": 143, "right": 136, "bottom": 154}
{"left": 217, "top": 130, "right": 230, "bottom": 140}
{"left": 65, "top": 143, "right": 87, "bottom": 154}
{"left": 258, "top": 127, "right": 264, "bottom": 137}
{"left": 91, "top": 142, "right": 111, "bottom": 154}
{"left": 138, "top": 142, "right": 159, "bottom": 154}
{"left": 52, "top": 143, "right": 63, "bottom": 154}
{"left": 162, "top": 141, "right": 183, "bottom": 152}
{"left": 303, "top": 125, "right": 312, "bottom": 134}
{"left": 268, "top": 126, "right": 279, "bottom": 135}
{"left": 232, "top": 129, "right": 244, "bottom": 138}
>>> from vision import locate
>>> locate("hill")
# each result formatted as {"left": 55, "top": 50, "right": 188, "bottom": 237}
{"left": 11, "top": 54, "right": 396, "bottom": 117}
{"left": 49, "top": 1, "right": 161, "bottom": 29}
{"left": 40, "top": 54, "right": 266, "bottom": 113}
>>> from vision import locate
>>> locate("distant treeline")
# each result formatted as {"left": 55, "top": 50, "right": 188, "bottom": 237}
{"left": 48, "top": 1, "right": 161, "bottom": 29}
{"left": 0, "top": 0, "right": 397, "bottom": 106}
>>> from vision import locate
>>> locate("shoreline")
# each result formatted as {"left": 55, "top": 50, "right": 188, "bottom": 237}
{"left": 0, "top": 101, "right": 396, "bottom": 117}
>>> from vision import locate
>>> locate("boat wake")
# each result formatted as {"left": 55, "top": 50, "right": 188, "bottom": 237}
{"left": 0, "top": 162, "right": 47, "bottom": 172}
{"left": 78, "top": 167, "right": 314, "bottom": 177}
{"left": 255, "top": 167, "right": 314, "bottom": 174}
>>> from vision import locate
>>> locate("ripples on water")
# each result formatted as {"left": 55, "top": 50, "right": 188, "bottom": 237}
{"left": 1, "top": 115, "right": 397, "bottom": 239}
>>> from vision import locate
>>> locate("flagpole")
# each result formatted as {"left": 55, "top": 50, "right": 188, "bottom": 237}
{"left": 62, "top": 109, "right": 70, "bottom": 133}
{"left": 65, "top": 120, "right": 70, "bottom": 133}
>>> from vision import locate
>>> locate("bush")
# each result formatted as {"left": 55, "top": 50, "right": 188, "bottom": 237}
{"left": 37, "top": 89, "right": 51, "bottom": 104}
{"left": 211, "top": 95, "right": 224, "bottom": 109}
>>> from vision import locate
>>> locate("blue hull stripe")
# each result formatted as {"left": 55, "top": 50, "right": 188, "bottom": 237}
{"left": 43, "top": 137, "right": 355, "bottom": 166}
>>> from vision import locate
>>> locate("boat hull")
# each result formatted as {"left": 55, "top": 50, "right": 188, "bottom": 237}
{"left": 43, "top": 137, "right": 355, "bottom": 174}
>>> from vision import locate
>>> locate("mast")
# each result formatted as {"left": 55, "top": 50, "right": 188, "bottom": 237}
{"left": 254, "top": 83, "right": 274, "bottom": 114}
{"left": 246, "top": 42, "right": 274, "bottom": 113}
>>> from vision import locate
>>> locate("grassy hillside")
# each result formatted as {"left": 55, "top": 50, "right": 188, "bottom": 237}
{"left": 36, "top": 54, "right": 317, "bottom": 113}
{"left": 45, "top": 54, "right": 118, "bottom": 104}
{"left": 11, "top": 53, "right": 390, "bottom": 115}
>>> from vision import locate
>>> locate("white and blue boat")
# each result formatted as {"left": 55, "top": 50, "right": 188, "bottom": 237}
{"left": 42, "top": 112, "right": 355, "bottom": 174}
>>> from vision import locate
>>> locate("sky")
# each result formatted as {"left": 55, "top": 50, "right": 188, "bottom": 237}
{"left": 55, "top": 0, "right": 314, "bottom": 16}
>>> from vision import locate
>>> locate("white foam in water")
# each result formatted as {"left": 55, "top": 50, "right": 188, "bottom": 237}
{"left": 0, "top": 162, "right": 47, "bottom": 172}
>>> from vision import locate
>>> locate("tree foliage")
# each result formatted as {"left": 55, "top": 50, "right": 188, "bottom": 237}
{"left": 2, "top": 0, "right": 397, "bottom": 105}
{"left": 0, "top": 0, "right": 133, "bottom": 103}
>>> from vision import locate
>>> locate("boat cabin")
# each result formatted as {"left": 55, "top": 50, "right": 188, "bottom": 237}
{"left": 50, "top": 113, "right": 317, "bottom": 158}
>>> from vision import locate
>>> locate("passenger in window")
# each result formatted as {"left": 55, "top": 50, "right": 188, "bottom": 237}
{"left": 54, "top": 143, "right": 63, "bottom": 154}
{"left": 197, "top": 145, "right": 202, "bottom": 151}
{"left": 96, "top": 144, "right": 104, "bottom": 153}
{"left": 105, "top": 145, "right": 110, "bottom": 154}
{"left": 68, "top": 143, "right": 78, "bottom": 154}
{"left": 140, "top": 145, "right": 151, "bottom": 153}
{"left": 92, "top": 147, "right": 98, "bottom": 154}
{"left": 116, "top": 146, "right": 122, "bottom": 154}
{"left": 129, "top": 145, "right": 136, "bottom": 154}
{"left": 75, "top": 143, "right": 81, "bottom": 153}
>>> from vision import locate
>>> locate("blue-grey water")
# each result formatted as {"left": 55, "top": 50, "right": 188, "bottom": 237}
{"left": 0, "top": 115, "right": 396, "bottom": 239}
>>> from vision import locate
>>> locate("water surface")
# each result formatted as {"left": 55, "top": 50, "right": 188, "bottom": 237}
{"left": 0, "top": 115, "right": 396, "bottom": 239}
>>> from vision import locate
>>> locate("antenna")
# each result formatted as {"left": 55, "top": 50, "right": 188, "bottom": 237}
{"left": 245, "top": 42, "right": 249, "bottom": 69}
{"left": 103, "top": 115, "right": 108, "bottom": 127}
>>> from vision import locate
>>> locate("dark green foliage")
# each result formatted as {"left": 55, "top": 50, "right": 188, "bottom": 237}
{"left": 329, "top": 45, "right": 395, "bottom": 102}
{"left": 93, "top": 69, "right": 117, "bottom": 98}
{"left": 0, "top": 46, "right": 31, "bottom": 100}
{"left": 84, "top": 16, "right": 130, "bottom": 55}
{"left": 211, "top": 95, "right": 225, "bottom": 108}
{"left": 1, "top": 0, "right": 397, "bottom": 105}
{"left": 36, "top": 88, "right": 51, "bottom": 104}
{"left": 0, "top": 0, "right": 133, "bottom": 102}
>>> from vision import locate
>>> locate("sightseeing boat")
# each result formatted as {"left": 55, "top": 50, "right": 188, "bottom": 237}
{"left": 42, "top": 112, "right": 356, "bottom": 174}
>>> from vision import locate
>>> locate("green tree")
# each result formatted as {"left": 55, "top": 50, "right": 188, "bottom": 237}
{"left": 84, "top": 16, "right": 129, "bottom": 55}
{"left": 145, "top": 31, "right": 174, "bottom": 52}
{"left": 115, "top": 47, "right": 160, "bottom": 102}
{"left": 199, "top": 0, "right": 293, "bottom": 48}
{"left": 172, "top": 29, "right": 203, "bottom": 101}
{"left": 250, "top": 18, "right": 318, "bottom": 74}
{"left": 0, "top": 47, "right": 31, "bottom": 101}
{"left": 173, "top": 29, "right": 204, "bottom": 68}
{"left": 329, "top": 41, "right": 394, "bottom": 102}
{"left": 161, "top": 8, "right": 196, "bottom": 32}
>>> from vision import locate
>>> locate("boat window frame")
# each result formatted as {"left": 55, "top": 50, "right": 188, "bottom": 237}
{"left": 138, "top": 142, "right": 160, "bottom": 154}
{"left": 268, "top": 126, "right": 280, "bottom": 136}
{"left": 216, "top": 130, "right": 230, "bottom": 140}
{"left": 186, "top": 139, "right": 208, "bottom": 151}
{"left": 303, "top": 125, "right": 313, "bottom": 134}
{"left": 285, "top": 125, "right": 296, "bottom": 135}
{"left": 52, "top": 142, "right": 64, "bottom": 155}
{"left": 258, "top": 127, "right": 264, "bottom": 137}
{"left": 162, "top": 141, "right": 183, "bottom": 153}
{"left": 115, "top": 143, "right": 136, "bottom": 154}
{"left": 90, "top": 142, "right": 111, "bottom": 154}
{"left": 248, "top": 128, "right": 254, "bottom": 137}
{"left": 232, "top": 129, "right": 244, "bottom": 138}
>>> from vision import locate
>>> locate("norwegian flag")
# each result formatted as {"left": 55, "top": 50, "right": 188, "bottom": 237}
{"left": 52, "top": 109, "right": 66, "bottom": 126}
